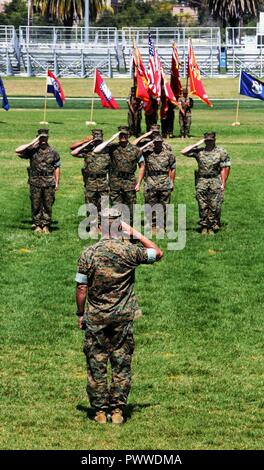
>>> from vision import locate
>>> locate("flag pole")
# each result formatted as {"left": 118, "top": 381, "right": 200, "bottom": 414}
{"left": 40, "top": 69, "right": 49, "bottom": 125}
{"left": 232, "top": 69, "right": 241, "bottom": 126}
{"left": 86, "top": 68, "right": 96, "bottom": 126}
{"left": 185, "top": 38, "right": 190, "bottom": 94}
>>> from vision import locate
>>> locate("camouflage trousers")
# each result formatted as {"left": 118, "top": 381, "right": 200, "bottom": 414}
{"left": 83, "top": 322, "right": 135, "bottom": 410}
{"left": 179, "top": 113, "right": 192, "bottom": 137}
{"left": 145, "top": 112, "right": 158, "bottom": 132}
{"left": 196, "top": 178, "right": 223, "bottom": 229}
{"left": 110, "top": 188, "right": 136, "bottom": 225}
{"left": 85, "top": 188, "right": 109, "bottom": 224}
{"left": 128, "top": 110, "right": 142, "bottom": 137}
{"left": 144, "top": 187, "right": 171, "bottom": 228}
{"left": 30, "top": 185, "right": 55, "bottom": 227}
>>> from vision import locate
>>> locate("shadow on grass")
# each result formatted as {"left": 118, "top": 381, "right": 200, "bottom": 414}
{"left": 76, "top": 403, "right": 153, "bottom": 421}
{"left": 18, "top": 219, "right": 59, "bottom": 231}
{"left": 20, "top": 219, "right": 59, "bottom": 225}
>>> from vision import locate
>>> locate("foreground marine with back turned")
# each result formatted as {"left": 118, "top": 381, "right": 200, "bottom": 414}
{"left": 75, "top": 208, "right": 163, "bottom": 424}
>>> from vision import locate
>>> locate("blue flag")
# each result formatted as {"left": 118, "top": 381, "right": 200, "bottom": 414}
{"left": 240, "top": 70, "right": 264, "bottom": 101}
{"left": 0, "top": 77, "right": 10, "bottom": 111}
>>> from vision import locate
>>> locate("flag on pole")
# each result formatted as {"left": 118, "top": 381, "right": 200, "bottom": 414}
{"left": 161, "top": 65, "right": 179, "bottom": 106}
{"left": 170, "top": 42, "right": 182, "bottom": 99}
{"left": 188, "top": 40, "right": 212, "bottom": 107}
{"left": 239, "top": 70, "right": 264, "bottom": 101}
{"left": 93, "top": 68, "right": 119, "bottom": 110}
{"left": 47, "top": 69, "right": 66, "bottom": 107}
{"left": 132, "top": 46, "right": 150, "bottom": 102}
{"left": 160, "top": 64, "right": 182, "bottom": 120}
{"left": 147, "top": 33, "right": 161, "bottom": 101}
{"left": 0, "top": 77, "right": 10, "bottom": 111}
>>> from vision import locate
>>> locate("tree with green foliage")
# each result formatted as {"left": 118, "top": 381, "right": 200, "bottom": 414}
{"left": 95, "top": 1, "right": 183, "bottom": 28}
{"left": 0, "top": 0, "right": 47, "bottom": 28}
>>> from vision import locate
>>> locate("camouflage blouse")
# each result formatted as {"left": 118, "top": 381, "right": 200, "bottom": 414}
{"left": 76, "top": 239, "right": 153, "bottom": 326}
{"left": 186, "top": 146, "right": 231, "bottom": 177}
{"left": 20, "top": 145, "right": 60, "bottom": 188}
{"left": 144, "top": 148, "right": 176, "bottom": 190}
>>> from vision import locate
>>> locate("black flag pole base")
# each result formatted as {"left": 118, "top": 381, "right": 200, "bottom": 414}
{"left": 231, "top": 122, "right": 240, "bottom": 126}
{"left": 86, "top": 121, "right": 96, "bottom": 125}
{"left": 39, "top": 121, "right": 49, "bottom": 125}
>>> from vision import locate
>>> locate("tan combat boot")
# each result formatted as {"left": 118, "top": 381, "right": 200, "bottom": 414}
{"left": 34, "top": 226, "right": 42, "bottom": 234}
{"left": 111, "top": 408, "right": 124, "bottom": 425}
{"left": 201, "top": 228, "right": 207, "bottom": 235}
{"left": 207, "top": 228, "right": 214, "bottom": 235}
{"left": 94, "top": 410, "right": 107, "bottom": 424}
{"left": 42, "top": 226, "right": 50, "bottom": 234}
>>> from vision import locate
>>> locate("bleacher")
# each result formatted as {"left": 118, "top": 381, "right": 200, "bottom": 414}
{"left": 0, "top": 25, "right": 20, "bottom": 75}
{"left": 0, "top": 25, "right": 263, "bottom": 78}
{"left": 19, "top": 26, "right": 120, "bottom": 77}
{"left": 225, "top": 27, "right": 264, "bottom": 76}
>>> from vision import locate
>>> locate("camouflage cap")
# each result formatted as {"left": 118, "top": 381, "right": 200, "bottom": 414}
{"left": 204, "top": 132, "right": 216, "bottom": 141}
{"left": 150, "top": 124, "right": 160, "bottom": 132}
{"left": 101, "top": 208, "right": 122, "bottom": 219}
{"left": 37, "top": 128, "right": 49, "bottom": 137}
{"left": 92, "top": 129, "right": 103, "bottom": 139}
{"left": 118, "top": 126, "right": 129, "bottom": 134}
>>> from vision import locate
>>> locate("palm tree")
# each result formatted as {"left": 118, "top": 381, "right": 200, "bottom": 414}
{"left": 34, "top": 0, "right": 105, "bottom": 27}
{"left": 208, "top": 0, "right": 260, "bottom": 27}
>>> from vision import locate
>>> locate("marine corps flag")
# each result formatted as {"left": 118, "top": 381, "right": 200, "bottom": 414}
{"left": 132, "top": 46, "right": 150, "bottom": 103}
{"left": 188, "top": 40, "right": 212, "bottom": 107}
{"left": 160, "top": 63, "right": 183, "bottom": 121}
{"left": 170, "top": 42, "right": 182, "bottom": 99}
{"left": 93, "top": 68, "right": 119, "bottom": 110}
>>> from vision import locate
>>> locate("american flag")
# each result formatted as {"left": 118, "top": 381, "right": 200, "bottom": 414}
{"left": 147, "top": 33, "right": 161, "bottom": 101}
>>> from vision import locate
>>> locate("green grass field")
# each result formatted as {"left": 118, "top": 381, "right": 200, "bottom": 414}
{"left": 0, "top": 97, "right": 264, "bottom": 450}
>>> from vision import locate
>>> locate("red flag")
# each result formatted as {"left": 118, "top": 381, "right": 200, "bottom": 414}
{"left": 160, "top": 65, "right": 182, "bottom": 119}
{"left": 147, "top": 33, "right": 161, "bottom": 102}
{"left": 188, "top": 41, "right": 212, "bottom": 107}
{"left": 170, "top": 43, "right": 183, "bottom": 99}
{"left": 93, "top": 68, "right": 119, "bottom": 110}
{"left": 132, "top": 47, "right": 150, "bottom": 102}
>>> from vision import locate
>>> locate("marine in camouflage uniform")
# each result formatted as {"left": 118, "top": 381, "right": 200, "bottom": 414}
{"left": 108, "top": 127, "right": 145, "bottom": 225}
{"left": 16, "top": 129, "right": 60, "bottom": 233}
{"left": 135, "top": 124, "right": 172, "bottom": 155}
{"left": 75, "top": 208, "right": 163, "bottom": 424}
{"left": 178, "top": 90, "right": 193, "bottom": 138}
{"left": 71, "top": 129, "right": 110, "bottom": 227}
{"left": 127, "top": 87, "right": 143, "bottom": 137}
{"left": 143, "top": 135, "right": 176, "bottom": 231}
{"left": 181, "top": 132, "right": 231, "bottom": 234}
